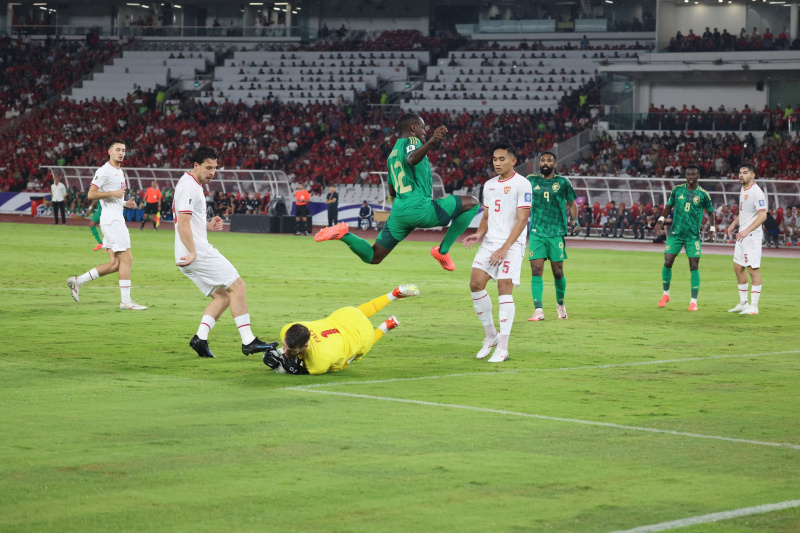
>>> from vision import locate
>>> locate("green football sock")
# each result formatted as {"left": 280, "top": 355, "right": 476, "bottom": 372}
{"left": 690, "top": 269, "right": 700, "bottom": 299}
{"left": 439, "top": 204, "right": 479, "bottom": 254}
{"left": 531, "top": 276, "right": 543, "bottom": 309}
{"left": 662, "top": 266, "right": 672, "bottom": 291}
{"left": 90, "top": 226, "right": 102, "bottom": 244}
{"left": 554, "top": 276, "right": 566, "bottom": 305}
{"left": 341, "top": 233, "right": 375, "bottom": 264}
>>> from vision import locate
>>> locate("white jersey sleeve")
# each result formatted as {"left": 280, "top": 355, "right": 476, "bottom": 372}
{"left": 174, "top": 173, "right": 214, "bottom": 263}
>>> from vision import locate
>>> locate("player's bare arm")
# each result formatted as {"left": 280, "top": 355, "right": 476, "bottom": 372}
{"left": 406, "top": 126, "right": 447, "bottom": 166}
{"left": 736, "top": 210, "right": 767, "bottom": 240}
{"left": 727, "top": 214, "right": 740, "bottom": 237}
{"left": 489, "top": 207, "right": 531, "bottom": 266}
{"left": 654, "top": 205, "right": 673, "bottom": 235}
{"left": 463, "top": 209, "right": 489, "bottom": 249}
{"left": 176, "top": 213, "right": 197, "bottom": 266}
{"left": 568, "top": 200, "right": 579, "bottom": 232}
{"left": 207, "top": 216, "right": 224, "bottom": 232}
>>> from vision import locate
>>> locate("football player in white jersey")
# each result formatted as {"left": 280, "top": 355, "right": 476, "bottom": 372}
{"left": 174, "top": 146, "right": 271, "bottom": 358}
{"left": 67, "top": 139, "right": 146, "bottom": 310}
{"left": 727, "top": 162, "right": 767, "bottom": 315}
{"left": 462, "top": 144, "right": 532, "bottom": 363}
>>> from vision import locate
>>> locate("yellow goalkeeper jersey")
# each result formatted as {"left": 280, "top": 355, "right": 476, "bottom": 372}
{"left": 280, "top": 307, "right": 375, "bottom": 375}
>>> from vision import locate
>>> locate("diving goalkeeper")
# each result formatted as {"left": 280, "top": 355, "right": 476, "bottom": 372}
{"left": 262, "top": 284, "right": 419, "bottom": 375}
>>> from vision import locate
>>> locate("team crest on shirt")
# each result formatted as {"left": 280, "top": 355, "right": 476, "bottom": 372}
{"left": 693, "top": 196, "right": 700, "bottom": 204}
{"left": 504, "top": 186, "right": 511, "bottom": 194}
{"left": 744, "top": 195, "right": 748, "bottom": 201}
{"left": 552, "top": 183, "right": 560, "bottom": 192}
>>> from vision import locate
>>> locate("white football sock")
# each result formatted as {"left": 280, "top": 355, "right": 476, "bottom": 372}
{"left": 471, "top": 290, "right": 497, "bottom": 338}
{"left": 497, "top": 295, "right": 515, "bottom": 350}
{"left": 234, "top": 313, "right": 256, "bottom": 345}
{"left": 197, "top": 315, "right": 216, "bottom": 341}
{"left": 690, "top": 298, "right": 697, "bottom": 304}
{"left": 378, "top": 322, "right": 390, "bottom": 334}
{"left": 738, "top": 283, "right": 749, "bottom": 304}
{"left": 77, "top": 268, "right": 99, "bottom": 286}
{"left": 119, "top": 280, "right": 131, "bottom": 303}
{"left": 663, "top": 290, "right": 670, "bottom": 296}
{"left": 750, "top": 285, "right": 761, "bottom": 307}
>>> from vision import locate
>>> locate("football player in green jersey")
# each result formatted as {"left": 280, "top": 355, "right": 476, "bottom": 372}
{"left": 315, "top": 113, "right": 479, "bottom": 271}
{"left": 89, "top": 200, "right": 104, "bottom": 251}
{"left": 527, "top": 151, "right": 578, "bottom": 321}
{"left": 653, "top": 164, "right": 715, "bottom": 311}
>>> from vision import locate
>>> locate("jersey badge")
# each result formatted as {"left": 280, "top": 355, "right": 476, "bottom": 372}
{"left": 693, "top": 196, "right": 700, "bottom": 204}
{"left": 406, "top": 145, "right": 416, "bottom": 154}
{"left": 552, "top": 183, "right": 560, "bottom": 192}
{"left": 534, "top": 185, "right": 540, "bottom": 190}
{"left": 744, "top": 195, "right": 748, "bottom": 201}
{"left": 758, "top": 199, "right": 765, "bottom": 207}
{"left": 678, "top": 195, "right": 684, "bottom": 200}
{"left": 525, "top": 192, "right": 532, "bottom": 202}
{"left": 504, "top": 186, "right": 511, "bottom": 194}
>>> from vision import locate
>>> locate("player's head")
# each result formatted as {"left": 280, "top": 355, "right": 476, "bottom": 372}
{"left": 397, "top": 113, "right": 426, "bottom": 140}
{"left": 492, "top": 143, "right": 517, "bottom": 178}
{"left": 107, "top": 139, "right": 126, "bottom": 166}
{"left": 539, "top": 151, "right": 557, "bottom": 177}
{"left": 283, "top": 323, "right": 310, "bottom": 359}
{"left": 192, "top": 146, "right": 219, "bottom": 184}
{"left": 738, "top": 162, "right": 756, "bottom": 186}
{"left": 685, "top": 164, "right": 701, "bottom": 187}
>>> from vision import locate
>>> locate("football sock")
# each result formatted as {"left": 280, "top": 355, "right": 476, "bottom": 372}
{"left": 471, "top": 290, "right": 497, "bottom": 338}
{"left": 554, "top": 276, "right": 566, "bottom": 305}
{"left": 750, "top": 284, "right": 761, "bottom": 307}
{"left": 531, "top": 275, "right": 543, "bottom": 309}
{"left": 197, "top": 315, "right": 216, "bottom": 340}
{"left": 140, "top": 219, "right": 146, "bottom": 229}
{"left": 119, "top": 280, "right": 131, "bottom": 303}
{"left": 358, "top": 294, "right": 391, "bottom": 318}
{"left": 690, "top": 269, "right": 700, "bottom": 299}
{"left": 77, "top": 268, "right": 99, "bottom": 286}
{"left": 662, "top": 266, "right": 672, "bottom": 292}
{"left": 341, "top": 233, "right": 375, "bottom": 263}
{"left": 738, "top": 283, "right": 749, "bottom": 304}
{"left": 439, "top": 204, "right": 479, "bottom": 254}
{"left": 690, "top": 298, "right": 698, "bottom": 305}
{"left": 90, "top": 226, "right": 102, "bottom": 244}
{"left": 234, "top": 313, "right": 256, "bottom": 345}
{"left": 497, "top": 295, "right": 515, "bottom": 350}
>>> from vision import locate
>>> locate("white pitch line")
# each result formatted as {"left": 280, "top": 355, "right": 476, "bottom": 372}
{"left": 285, "top": 388, "right": 800, "bottom": 450}
{"left": 284, "top": 350, "right": 800, "bottom": 391}
{"left": 606, "top": 499, "right": 800, "bottom": 532}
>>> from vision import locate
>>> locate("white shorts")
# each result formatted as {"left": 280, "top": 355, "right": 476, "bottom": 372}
{"left": 471, "top": 241, "right": 525, "bottom": 287}
{"left": 101, "top": 220, "right": 131, "bottom": 252}
{"left": 733, "top": 233, "right": 762, "bottom": 268}
{"left": 180, "top": 248, "right": 240, "bottom": 297}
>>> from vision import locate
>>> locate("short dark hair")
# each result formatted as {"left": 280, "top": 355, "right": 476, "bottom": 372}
{"left": 492, "top": 142, "right": 517, "bottom": 159}
{"left": 284, "top": 323, "right": 310, "bottom": 352}
{"left": 397, "top": 113, "right": 422, "bottom": 133}
{"left": 192, "top": 146, "right": 219, "bottom": 166}
{"left": 739, "top": 162, "right": 756, "bottom": 174}
{"left": 685, "top": 163, "right": 702, "bottom": 175}
{"left": 540, "top": 150, "right": 557, "bottom": 162}
{"left": 108, "top": 139, "right": 125, "bottom": 150}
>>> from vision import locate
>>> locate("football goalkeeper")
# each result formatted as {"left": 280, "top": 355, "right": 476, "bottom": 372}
{"left": 262, "top": 284, "right": 419, "bottom": 375}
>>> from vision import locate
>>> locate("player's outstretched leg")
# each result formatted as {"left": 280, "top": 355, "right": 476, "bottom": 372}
{"left": 358, "top": 284, "right": 419, "bottom": 319}
{"left": 373, "top": 315, "right": 399, "bottom": 344}
{"left": 316, "top": 222, "right": 378, "bottom": 264}
{"left": 432, "top": 195, "right": 479, "bottom": 271}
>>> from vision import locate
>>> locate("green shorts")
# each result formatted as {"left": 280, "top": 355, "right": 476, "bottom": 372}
{"left": 91, "top": 205, "right": 102, "bottom": 224}
{"left": 376, "top": 196, "right": 460, "bottom": 251}
{"left": 665, "top": 235, "right": 701, "bottom": 258}
{"left": 528, "top": 235, "right": 567, "bottom": 262}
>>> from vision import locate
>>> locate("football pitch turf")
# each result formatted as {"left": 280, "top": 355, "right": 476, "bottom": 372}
{"left": 1, "top": 222, "right": 798, "bottom": 532}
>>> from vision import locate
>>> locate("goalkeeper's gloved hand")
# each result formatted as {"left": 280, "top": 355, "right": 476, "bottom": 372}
{"left": 282, "top": 354, "right": 309, "bottom": 375}
{"left": 262, "top": 345, "right": 284, "bottom": 370}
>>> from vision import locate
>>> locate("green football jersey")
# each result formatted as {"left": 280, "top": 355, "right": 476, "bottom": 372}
{"left": 666, "top": 184, "right": 714, "bottom": 240}
{"left": 527, "top": 174, "right": 577, "bottom": 237}
{"left": 386, "top": 136, "right": 432, "bottom": 213}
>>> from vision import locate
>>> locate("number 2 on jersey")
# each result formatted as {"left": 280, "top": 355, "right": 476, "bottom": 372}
{"left": 390, "top": 161, "right": 413, "bottom": 194}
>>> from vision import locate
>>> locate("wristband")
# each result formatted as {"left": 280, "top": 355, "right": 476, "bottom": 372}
{"left": 658, "top": 216, "right": 665, "bottom": 223}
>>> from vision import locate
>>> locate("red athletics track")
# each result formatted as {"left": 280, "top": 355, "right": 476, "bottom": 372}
{"left": 3, "top": 214, "right": 799, "bottom": 259}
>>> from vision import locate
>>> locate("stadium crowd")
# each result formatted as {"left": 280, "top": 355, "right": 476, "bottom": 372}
{"left": 639, "top": 103, "right": 799, "bottom": 133}
{"left": 666, "top": 26, "right": 800, "bottom": 52}
{"left": 0, "top": 34, "right": 120, "bottom": 127}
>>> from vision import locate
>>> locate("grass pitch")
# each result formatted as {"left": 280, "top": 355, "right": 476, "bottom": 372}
{"left": 1, "top": 222, "right": 799, "bottom": 532}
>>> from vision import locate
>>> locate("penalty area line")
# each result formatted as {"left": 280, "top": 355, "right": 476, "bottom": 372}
{"left": 284, "top": 389, "right": 800, "bottom": 451}
{"left": 606, "top": 498, "right": 800, "bottom": 533}
{"left": 283, "top": 350, "right": 800, "bottom": 391}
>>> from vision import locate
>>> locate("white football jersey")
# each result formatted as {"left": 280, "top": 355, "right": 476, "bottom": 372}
{"left": 173, "top": 172, "right": 215, "bottom": 263}
{"left": 481, "top": 172, "right": 532, "bottom": 247}
{"left": 738, "top": 182, "right": 767, "bottom": 238}
{"left": 90, "top": 161, "right": 127, "bottom": 224}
